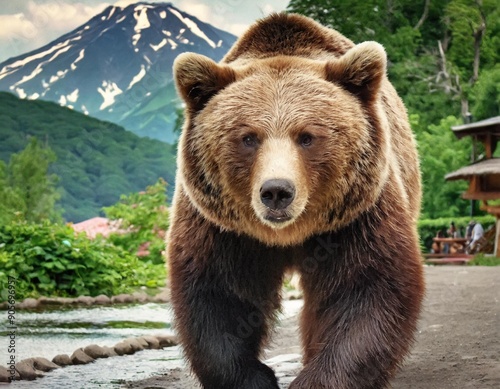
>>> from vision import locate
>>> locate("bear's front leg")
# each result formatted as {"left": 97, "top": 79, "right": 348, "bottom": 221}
{"left": 290, "top": 230, "right": 424, "bottom": 389}
{"left": 169, "top": 211, "right": 287, "bottom": 389}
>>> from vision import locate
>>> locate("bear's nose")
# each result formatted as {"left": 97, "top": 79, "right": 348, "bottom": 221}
{"left": 260, "top": 179, "right": 295, "bottom": 210}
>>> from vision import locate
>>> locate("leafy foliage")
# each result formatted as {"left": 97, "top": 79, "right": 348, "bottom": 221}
{"left": 0, "top": 92, "right": 177, "bottom": 222}
{"left": 468, "top": 254, "right": 500, "bottom": 266}
{"left": 0, "top": 221, "right": 166, "bottom": 302}
{"left": 0, "top": 137, "right": 61, "bottom": 224}
{"left": 103, "top": 178, "right": 169, "bottom": 265}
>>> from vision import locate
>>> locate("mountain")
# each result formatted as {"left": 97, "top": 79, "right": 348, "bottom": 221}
{"left": 0, "top": 2, "right": 237, "bottom": 143}
{"left": 0, "top": 92, "right": 177, "bottom": 222}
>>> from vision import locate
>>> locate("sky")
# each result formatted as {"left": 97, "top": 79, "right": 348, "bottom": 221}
{"left": 0, "top": 0, "right": 289, "bottom": 63}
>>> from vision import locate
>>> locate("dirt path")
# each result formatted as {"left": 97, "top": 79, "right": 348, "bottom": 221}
{"left": 125, "top": 266, "right": 500, "bottom": 388}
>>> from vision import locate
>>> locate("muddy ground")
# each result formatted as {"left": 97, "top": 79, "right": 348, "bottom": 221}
{"left": 125, "top": 266, "right": 500, "bottom": 389}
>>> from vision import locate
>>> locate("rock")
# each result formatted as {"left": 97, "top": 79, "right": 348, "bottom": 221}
{"left": 18, "top": 298, "right": 39, "bottom": 309}
{"left": 124, "top": 338, "right": 144, "bottom": 352}
{"left": 132, "top": 291, "right": 149, "bottom": 303}
{"left": 111, "top": 294, "right": 134, "bottom": 304}
{"left": 102, "top": 346, "right": 118, "bottom": 357}
{"left": 114, "top": 341, "right": 134, "bottom": 356}
{"left": 52, "top": 354, "right": 72, "bottom": 366}
{"left": 0, "top": 366, "right": 12, "bottom": 382}
{"left": 135, "top": 337, "right": 149, "bottom": 348}
{"left": 75, "top": 296, "right": 95, "bottom": 305}
{"left": 156, "top": 334, "right": 178, "bottom": 348}
{"left": 71, "top": 348, "right": 94, "bottom": 365}
{"left": 15, "top": 360, "right": 43, "bottom": 380}
{"left": 141, "top": 335, "right": 161, "bottom": 349}
{"left": 31, "top": 357, "right": 59, "bottom": 371}
{"left": 54, "top": 297, "right": 73, "bottom": 305}
{"left": 0, "top": 301, "right": 7, "bottom": 310}
{"left": 152, "top": 290, "right": 170, "bottom": 303}
{"left": 83, "top": 344, "right": 108, "bottom": 359}
{"left": 38, "top": 297, "right": 64, "bottom": 305}
{"left": 94, "top": 294, "right": 111, "bottom": 305}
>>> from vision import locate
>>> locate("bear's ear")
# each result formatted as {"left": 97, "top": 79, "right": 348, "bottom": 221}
{"left": 173, "top": 52, "right": 236, "bottom": 112}
{"left": 325, "top": 42, "right": 386, "bottom": 102}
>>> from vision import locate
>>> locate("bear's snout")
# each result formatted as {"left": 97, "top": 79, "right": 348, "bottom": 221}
{"left": 260, "top": 179, "right": 295, "bottom": 221}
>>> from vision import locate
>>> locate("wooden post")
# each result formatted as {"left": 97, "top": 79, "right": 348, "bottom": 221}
{"left": 496, "top": 218, "right": 500, "bottom": 258}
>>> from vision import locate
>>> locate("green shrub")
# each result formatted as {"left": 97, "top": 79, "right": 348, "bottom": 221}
{"left": 468, "top": 254, "right": 500, "bottom": 266}
{"left": 418, "top": 216, "right": 495, "bottom": 252}
{"left": 0, "top": 221, "right": 165, "bottom": 302}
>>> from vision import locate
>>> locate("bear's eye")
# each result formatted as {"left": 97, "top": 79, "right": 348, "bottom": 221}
{"left": 299, "top": 133, "right": 313, "bottom": 147}
{"left": 242, "top": 135, "right": 258, "bottom": 148}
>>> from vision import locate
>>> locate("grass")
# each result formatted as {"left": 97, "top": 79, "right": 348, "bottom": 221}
{"left": 468, "top": 254, "right": 500, "bottom": 266}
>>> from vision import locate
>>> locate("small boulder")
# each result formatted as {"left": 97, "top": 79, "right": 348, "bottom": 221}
{"left": 111, "top": 294, "right": 134, "bottom": 304}
{"left": 94, "top": 295, "right": 111, "bottom": 305}
{"left": 152, "top": 290, "right": 170, "bottom": 303}
{"left": 52, "top": 354, "right": 72, "bottom": 366}
{"left": 15, "top": 360, "right": 43, "bottom": 380}
{"left": 31, "top": 357, "right": 59, "bottom": 372}
{"left": 132, "top": 291, "right": 149, "bottom": 303}
{"left": 0, "top": 365, "right": 12, "bottom": 382}
{"left": 156, "top": 334, "right": 178, "bottom": 348}
{"left": 114, "top": 341, "right": 134, "bottom": 356}
{"left": 18, "top": 298, "right": 39, "bottom": 309}
{"left": 83, "top": 344, "right": 108, "bottom": 359}
{"left": 101, "top": 346, "right": 118, "bottom": 357}
{"left": 71, "top": 348, "right": 94, "bottom": 365}
{"left": 141, "top": 335, "right": 161, "bottom": 349}
{"left": 135, "top": 337, "right": 149, "bottom": 348}
{"left": 123, "top": 338, "right": 144, "bottom": 352}
{"left": 75, "top": 296, "right": 95, "bottom": 305}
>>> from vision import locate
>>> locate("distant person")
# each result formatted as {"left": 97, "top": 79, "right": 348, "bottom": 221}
{"left": 466, "top": 220, "right": 476, "bottom": 241}
{"left": 467, "top": 221, "right": 484, "bottom": 253}
{"left": 431, "top": 230, "right": 445, "bottom": 254}
{"left": 447, "top": 222, "right": 459, "bottom": 238}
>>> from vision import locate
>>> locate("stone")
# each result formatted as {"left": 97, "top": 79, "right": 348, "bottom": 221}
{"left": 132, "top": 291, "right": 149, "bottom": 303}
{"left": 71, "top": 348, "right": 95, "bottom": 365}
{"left": 15, "top": 360, "right": 43, "bottom": 380}
{"left": 135, "top": 337, "right": 149, "bottom": 348}
{"left": 83, "top": 344, "right": 109, "bottom": 359}
{"left": 54, "top": 297, "right": 73, "bottom": 305}
{"left": 18, "top": 298, "right": 39, "bottom": 309}
{"left": 52, "top": 354, "right": 72, "bottom": 366}
{"left": 114, "top": 341, "right": 134, "bottom": 356}
{"left": 123, "top": 338, "right": 144, "bottom": 352}
{"left": 102, "top": 346, "right": 118, "bottom": 357}
{"left": 152, "top": 290, "right": 170, "bottom": 303}
{"left": 111, "top": 294, "right": 134, "bottom": 304}
{"left": 141, "top": 335, "right": 161, "bottom": 349}
{"left": 75, "top": 296, "right": 95, "bottom": 305}
{"left": 31, "top": 357, "right": 60, "bottom": 371}
{"left": 0, "top": 366, "right": 12, "bottom": 382}
{"left": 156, "top": 334, "right": 178, "bottom": 348}
{"left": 94, "top": 294, "right": 111, "bottom": 305}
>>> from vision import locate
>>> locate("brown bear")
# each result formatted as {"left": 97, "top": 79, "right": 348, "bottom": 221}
{"left": 168, "top": 13, "right": 424, "bottom": 389}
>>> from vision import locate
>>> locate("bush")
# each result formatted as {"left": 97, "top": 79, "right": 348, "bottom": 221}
{"left": 468, "top": 254, "right": 500, "bottom": 266}
{"left": 0, "top": 221, "right": 165, "bottom": 302}
{"left": 418, "top": 216, "right": 495, "bottom": 252}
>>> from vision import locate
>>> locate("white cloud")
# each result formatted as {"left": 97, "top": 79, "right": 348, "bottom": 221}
{"left": 0, "top": 1, "right": 108, "bottom": 61}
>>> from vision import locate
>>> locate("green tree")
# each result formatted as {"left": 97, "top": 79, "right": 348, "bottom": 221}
{"left": 103, "top": 178, "right": 169, "bottom": 265}
{"left": 1, "top": 138, "right": 61, "bottom": 223}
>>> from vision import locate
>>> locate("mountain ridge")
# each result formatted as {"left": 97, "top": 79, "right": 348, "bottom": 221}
{"left": 0, "top": 2, "right": 237, "bottom": 142}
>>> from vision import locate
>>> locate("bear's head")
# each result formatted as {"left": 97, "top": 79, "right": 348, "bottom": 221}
{"left": 173, "top": 41, "right": 390, "bottom": 247}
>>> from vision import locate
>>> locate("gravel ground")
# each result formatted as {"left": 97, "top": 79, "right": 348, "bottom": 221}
{"left": 124, "top": 266, "right": 500, "bottom": 389}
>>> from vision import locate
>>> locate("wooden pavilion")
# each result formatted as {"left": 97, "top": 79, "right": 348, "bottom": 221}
{"left": 445, "top": 116, "right": 500, "bottom": 256}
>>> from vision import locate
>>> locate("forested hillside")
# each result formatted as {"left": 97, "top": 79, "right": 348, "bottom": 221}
{"left": 288, "top": 0, "right": 499, "bottom": 218}
{"left": 0, "top": 92, "right": 176, "bottom": 222}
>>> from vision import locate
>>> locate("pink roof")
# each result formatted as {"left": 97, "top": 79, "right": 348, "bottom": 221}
{"left": 71, "top": 217, "right": 120, "bottom": 239}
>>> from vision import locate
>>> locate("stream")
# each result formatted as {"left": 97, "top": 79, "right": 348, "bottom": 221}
{"left": 1, "top": 300, "right": 303, "bottom": 388}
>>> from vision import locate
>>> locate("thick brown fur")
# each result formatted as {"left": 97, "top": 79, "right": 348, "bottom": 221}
{"left": 168, "top": 13, "right": 424, "bottom": 389}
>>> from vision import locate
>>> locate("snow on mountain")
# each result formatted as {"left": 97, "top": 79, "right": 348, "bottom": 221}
{"left": 0, "top": 2, "right": 237, "bottom": 143}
